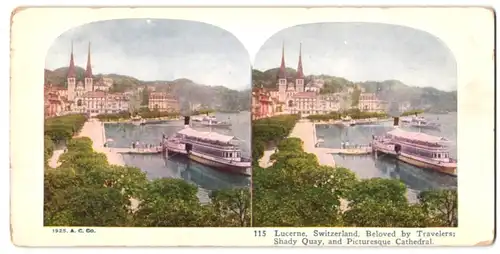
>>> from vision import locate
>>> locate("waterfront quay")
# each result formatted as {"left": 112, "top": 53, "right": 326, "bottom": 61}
{"left": 259, "top": 119, "right": 337, "bottom": 168}
{"left": 290, "top": 119, "right": 337, "bottom": 167}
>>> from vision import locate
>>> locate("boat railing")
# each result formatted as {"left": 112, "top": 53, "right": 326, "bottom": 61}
{"left": 394, "top": 140, "right": 451, "bottom": 152}
{"left": 186, "top": 138, "right": 241, "bottom": 151}
{"left": 193, "top": 150, "right": 250, "bottom": 165}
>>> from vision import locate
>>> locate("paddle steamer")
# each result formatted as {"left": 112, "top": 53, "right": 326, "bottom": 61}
{"left": 371, "top": 117, "right": 457, "bottom": 176}
{"left": 163, "top": 116, "right": 251, "bottom": 175}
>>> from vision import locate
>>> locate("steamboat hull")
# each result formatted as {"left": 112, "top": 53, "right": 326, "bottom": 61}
{"left": 373, "top": 148, "right": 456, "bottom": 176}
{"left": 165, "top": 147, "right": 250, "bottom": 176}
{"left": 409, "top": 124, "right": 441, "bottom": 130}
{"left": 188, "top": 153, "right": 251, "bottom": 176}
{"left": 396, "top": 154, "right": 456, "bottom": 176}
{"left": 198, "top": 123, "right": 232, "bottom": 128}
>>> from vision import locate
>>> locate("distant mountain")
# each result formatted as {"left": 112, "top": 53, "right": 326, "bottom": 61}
{"left": 252, "top": 68, "right": 457, "bottom": 112}
{"left": 44, "top": 66, "right": 250, "bottom": 112}
{"left": 145, "top": 79, "right": 250, "bottom": 112}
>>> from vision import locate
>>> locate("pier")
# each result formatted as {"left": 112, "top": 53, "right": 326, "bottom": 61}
{"left": 109, "top": 147, "right": 163, "bottom": 155}
{"left": 315, "top": 147, "right": 372, "bottom": 155}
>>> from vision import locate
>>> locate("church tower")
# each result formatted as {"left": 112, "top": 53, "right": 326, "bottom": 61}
{"left": 295, "top": 43, "right": 305, "bottom": 93}
{"left": 278, "top": 42, "right": 287, "bottom": 102}
{"left": 84, "top": 42, "right": 94, "bottom": 92}
{"left": 67, "top": 42, "right": 76, "bottom": 101}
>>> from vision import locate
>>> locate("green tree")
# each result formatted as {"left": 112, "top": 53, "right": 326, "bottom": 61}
{"left": 209, "top": 188, "right": 251, "bottom": 227}
{"left": 65, "top": 186, "right": 131, "bottom": 226}
{"left": 132, "top": 178, "right": 205, "bottom": 227}
{"left": 418, "top": 189, "right": 458, "bottom": 227}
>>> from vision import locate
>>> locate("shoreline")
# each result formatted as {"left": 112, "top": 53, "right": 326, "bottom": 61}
{"left": 78, "top": 119, "right": 125, "bottom": 166}
{"left": 311, "top": 117, "right": 392, "bottom": 125}
{"left": 102, "top": 117, "right": 182, "bottom": 124}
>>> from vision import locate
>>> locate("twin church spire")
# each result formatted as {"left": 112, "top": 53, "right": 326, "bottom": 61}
{"left": 277, "top": 42, "right": 305, "bottom": 81}
{"left": 67, "top": 41, "right": 93, "bottom": 80}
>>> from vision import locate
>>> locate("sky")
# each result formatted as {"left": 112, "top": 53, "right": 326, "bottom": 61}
{"left": 254, "top": 22, "right": 457, "bottom": 91}
{"left": 45, "top": 19, "right": 251, "bottom": 91}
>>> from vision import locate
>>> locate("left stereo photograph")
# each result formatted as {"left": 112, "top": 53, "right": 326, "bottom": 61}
{"left": 42, "top": 18, "right": 252, "bottom": 227}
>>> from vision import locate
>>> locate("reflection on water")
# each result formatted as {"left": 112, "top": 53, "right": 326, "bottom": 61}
{"left": 122, "top": 154, "right": 250, "bottom": 203}
{"left": 332, "top": 154, "right": 457, "bottom": 202}
{"left": 105, "top": 112, "right": 252, "bottom": 203}
{"left": 316, "top": 113, "right": 458, "bottom": 202}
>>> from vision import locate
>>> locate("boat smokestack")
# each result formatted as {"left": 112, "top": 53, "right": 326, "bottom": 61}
{"left": 393, "top": 117, "right": 400, "bottom": 128}
{"left": 184, "top": 116, "right": 190, "bottom": 128}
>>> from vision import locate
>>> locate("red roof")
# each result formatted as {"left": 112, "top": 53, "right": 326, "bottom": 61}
{"left": 83, "top": 91, "right": 106, "bottom": 98}
{"left": 292, "top": 92, "right": 317, "bottom": 98}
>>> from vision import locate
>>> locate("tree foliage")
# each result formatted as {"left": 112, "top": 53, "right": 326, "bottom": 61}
{"left": 44, "top": 114, "right": 87, "bottom": 144}
{"left": 44, "top": 133, "right": 251, "bottom": 227}
{"left": 251, "top": 114, "right": 300, "bottom": 164}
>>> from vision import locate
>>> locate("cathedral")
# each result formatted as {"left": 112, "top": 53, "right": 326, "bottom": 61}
{"left": 276, "top": 43, "right": 307, "bottom": 110}
{"left": 66, "top": 42, "right": 95, "bottom": 104}
{"left": 64, "top": 42, "right": 122, "bottom": 115}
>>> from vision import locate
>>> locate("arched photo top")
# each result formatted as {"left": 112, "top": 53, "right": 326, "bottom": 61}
{"left": 253, "top": 22, "right": 457, "bottom": 116}
{"left": 45, "top": 18, "right": 252, "bottom": 115}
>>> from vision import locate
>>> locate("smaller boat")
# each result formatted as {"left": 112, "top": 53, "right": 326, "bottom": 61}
{"left": 356, "top": 117, "right": 378, "bottom": 125}
{"left": 341, "top": 116, "right": 356, "bottom": 127}
{"left": 199, "top": 116, "right": 232, "bottom": 128}
{"left": 141, "top": 119, "right": 166, "bottom": 125}
{"left": 191, "top": 116, "right": 204, "bottom": 122}
{"left": 130, "top": 116, "right": 146, "bottom": 126}
{"left": 401, "top": 117, "right": 412, "bottom": 124}
{"left": 407, "top": 116, "right": 440, "bottom": 130}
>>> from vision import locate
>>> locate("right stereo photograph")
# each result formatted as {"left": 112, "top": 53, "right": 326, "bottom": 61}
{"left": 251, "top": 22, "right": 458, "bottom": 228}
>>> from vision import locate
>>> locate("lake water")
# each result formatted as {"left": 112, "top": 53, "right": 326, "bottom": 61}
{"left": 103, "top": 111, "right": 251, "bottom": 203}
{"left": 315, "top": 113, "right": 458, "bottom": 201}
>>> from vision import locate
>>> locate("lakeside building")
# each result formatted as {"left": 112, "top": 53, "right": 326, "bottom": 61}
{"left": 148, "top": 91, "right": 180, "bottom": 112}
{"left": 252, "top": 43, "right": 391, "bottom": 119}
{"left": 44, "top": 42, "right": 143, "bottom": 117}
{"left": 358, "top": 92, "right": 388, "bottom": 113}
{"left": 252, "top": 86, "right": 278, "bottom": 120}
{"left": 72, "top": 91, "right": 130, "bottom": 116}
{"left": 44, "top": 84, "right": 69, "bottom": 118}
